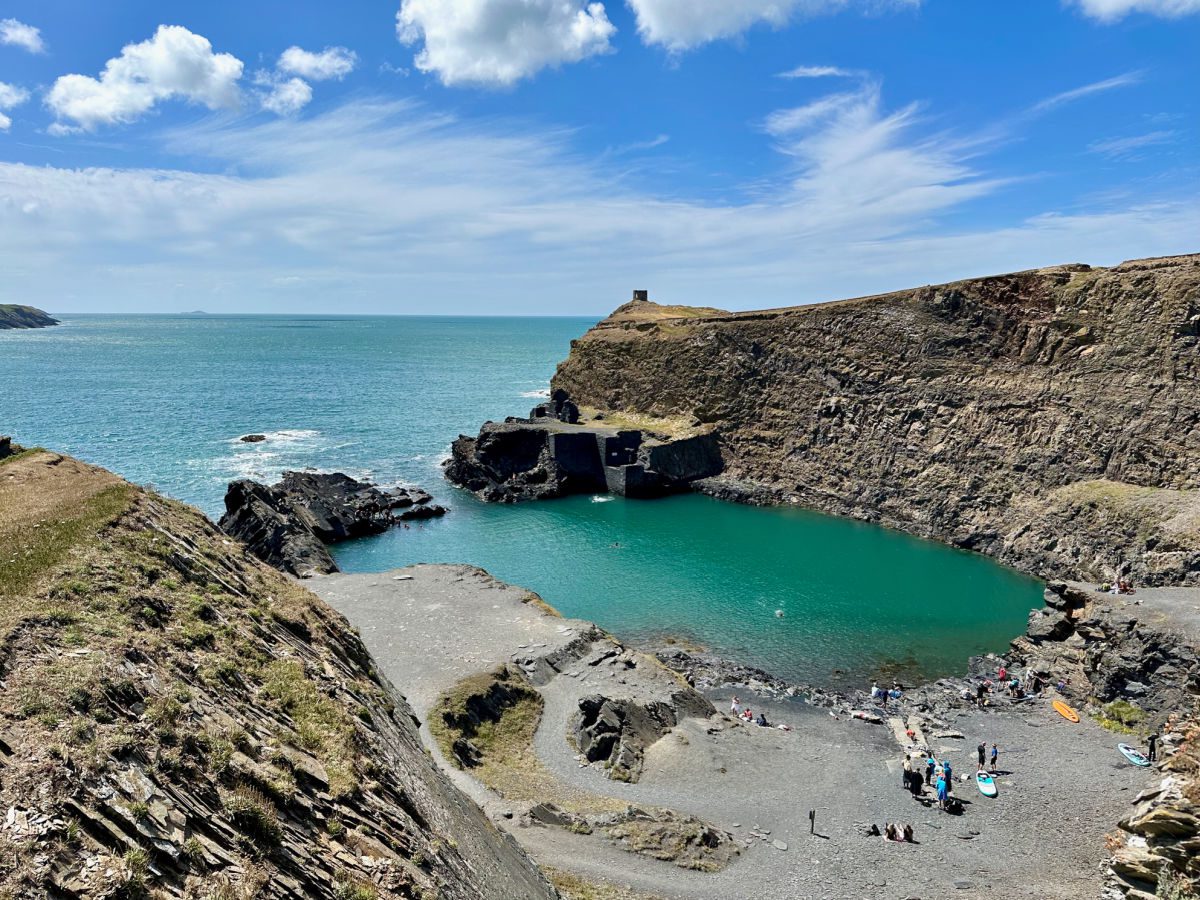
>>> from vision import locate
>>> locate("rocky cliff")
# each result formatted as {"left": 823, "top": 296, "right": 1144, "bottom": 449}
{"left": 553, "top": 255, "right": 1200, "bottom": 586}
{"left": 0, "top": 448, "right": 554, "bottom": 899}
{"left": 0, "top": 304, "right": 58, "bottom": 329}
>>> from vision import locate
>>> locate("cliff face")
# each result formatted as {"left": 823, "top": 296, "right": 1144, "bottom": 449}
{"left": 554, "top": 254, "right": 1200, "bottom": 585}
{"left": 0, "top": 304, "right": 58, "bottom": 329}
{"left": 0, "top": 449, "right": 554, "bottom": 899}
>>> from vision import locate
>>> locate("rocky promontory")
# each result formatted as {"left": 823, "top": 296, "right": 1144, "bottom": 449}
{"left": 219, "top": 471, "right": 446, "bottom": 576}
{"left": 446, "top": 389, "right": 723, "bottom": 502}
{"left": 0, "top": 304, "right": 58, "bottom": 329}
{"left": 553, "top": 255, "right": 1200, "bottom": 587}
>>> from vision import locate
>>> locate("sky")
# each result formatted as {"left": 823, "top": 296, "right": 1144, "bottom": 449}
{"left": 0, "top": 1, "right": 1197, "bottom": 315}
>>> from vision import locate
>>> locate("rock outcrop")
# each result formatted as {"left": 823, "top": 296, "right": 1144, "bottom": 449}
{"left": 0, "top": 436, "right": 22, "bottom": 460}
{"left": 445, "top": 392, "right": 722, "bottom": 502}
{"left": 552, "top": 255, "right": 1200, "bottom": 586}
{"left": 0, "top": 448, "right": 555, "bottom": 899}
{"left": 1107, "top": 718, "right": 1200, "bottom": 898}
{"left": 574, "top": 691, "right": 714, "bottom": 783}
{"left": 219, "top": 472, "right": 446, "bottom": 576}
{"left": 0, "top": 304, "right": 58, "bottom": 329}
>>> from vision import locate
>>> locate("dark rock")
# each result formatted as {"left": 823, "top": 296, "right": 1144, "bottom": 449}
{"left": 0, "top": 304, "right": 58, "bottom": 330}
{"left": 239, "top": 433, "right": 267, "bottom": 443}
{"left": 0, "top": 436, "right": 21, "bottom": 460}
{"left": 446, "top": 392, "right": 723, "bottom": 503}
{"left": 1026, "top": 609, "right": 1074, "bottom": 642}
{"left": 219, "top": 471, "right": 446, "bottom": 576}
{"left": 218, "top": 479, "right": 337, "bottom": 577}
{"left": 573, "top": 689, "right": 714, "bottom": 783}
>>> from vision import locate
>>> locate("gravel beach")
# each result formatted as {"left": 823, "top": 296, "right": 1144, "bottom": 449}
{"left": 312, "top": 565, "right": 1151, "bottom": 900}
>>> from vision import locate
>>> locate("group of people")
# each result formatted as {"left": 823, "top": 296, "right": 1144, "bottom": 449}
{"left": 729, "top": 695, "right": 792, "bottom": 731}
{"left": 901, "top": 754, "right": 958, "bottom": 811}
{"left": 962, "top": 663, "right": 1054, "bottom": 706}
{"left": 870, "top": 682, "right": 904, "bottom": 706}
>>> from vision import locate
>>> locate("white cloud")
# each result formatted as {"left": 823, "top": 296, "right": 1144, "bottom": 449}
{"left": 1088, "top": 129, "right": 1176, "bottom": 158}
{"left": 0, "top": 82, "right": 30, "bottom": 109}
{"left": 1068, "top": 0, "right": 1200, "bottom": 21}
{"left": 1031, "top": 72, "right": 1142, "bottom": 113}
{"left": 258, "top": 76, "right": 313, "bottom": 115}
{"left": 278, "top": 46, "right": 358, "bottom": 81}
{"left": 778, "top": 64, "right": 855, "bottom": 78}
{"left": 627, "top": 0, "right": 919, "bottom": 51}
{"left": 396, "top": 0, "right": 615, "bottom": 86}
{"left": 45, "top": 25, "right": 243, "bottom": 133}
{"left": 2, "top": 92, "right": 1192, "bottom": 315}
{"left": 0, "top": 18, "right": 44, "bottom": 54}
{"left": 0, "top": 82, "right": 29, "bottom": 132}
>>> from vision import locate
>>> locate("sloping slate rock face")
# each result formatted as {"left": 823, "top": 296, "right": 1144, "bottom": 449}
{"left": 218, "top": 479, "right": 338, "bottom": 577}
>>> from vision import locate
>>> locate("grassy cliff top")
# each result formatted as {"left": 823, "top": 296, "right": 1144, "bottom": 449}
{"left": 0, "top": 304, "right": 59, "bottom": 329}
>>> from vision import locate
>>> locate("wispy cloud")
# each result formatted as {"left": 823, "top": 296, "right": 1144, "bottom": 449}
{"left": 0, "top": 93, "right": 1194, "bottom": 313}
{"left": 1067, "top": 0, "right": 1200, "bottom": 22}
{"left": 1031, "top": 71, "right": 1143, "bottom": 113}
{"left": 613, "top": 134, "right": 670, "bottom": 154}
{"left": 778, "top": 65, "right": 856, "bottom": 79}
{"left": 1088, "top": 129, "right": 1176, "bottom": 158}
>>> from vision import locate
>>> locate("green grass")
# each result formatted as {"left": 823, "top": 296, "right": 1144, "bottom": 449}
{"left": 260, "top": 659, "right": 359, "bottom": 796}
{"left": 0, "top": 483, "right": 135, "bottom": 618}
{"left": 0, "top": 446, "right": 44, "bottom": 467}
{"left": 1093, "top": 699, "right": 1147, "bottom": 734}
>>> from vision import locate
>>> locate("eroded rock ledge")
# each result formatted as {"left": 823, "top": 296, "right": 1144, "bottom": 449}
{"left": 445, "top": 389, "right": 722, "bottom": 502}
{"left": 219, "top": 471, "right": 446, "bottom": 576}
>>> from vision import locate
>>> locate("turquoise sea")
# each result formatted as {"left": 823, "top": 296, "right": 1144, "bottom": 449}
{"left": 2, "top": 314, "right": 1042, "bottom": 685}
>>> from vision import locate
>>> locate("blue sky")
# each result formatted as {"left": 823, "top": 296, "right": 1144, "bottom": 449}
{"left": 0, "top": 0, "right": 1197, "bottom": 314}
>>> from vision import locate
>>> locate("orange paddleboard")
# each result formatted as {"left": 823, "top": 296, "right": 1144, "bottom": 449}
{"left": 1053, "top": 700, "right": 1080, "bottom": 723}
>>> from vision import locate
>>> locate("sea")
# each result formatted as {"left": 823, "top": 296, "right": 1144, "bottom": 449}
{"left": 2, "top": 314, "right": 1043, "bottom": 685}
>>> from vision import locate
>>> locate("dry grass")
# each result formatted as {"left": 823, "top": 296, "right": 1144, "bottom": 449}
{"left": 427, "top": 668, "right": 623, "bottom": 814}
{"left": 578, "top": 407, "right": 701, "bottom": 441}
{"left": 544, "top": 867, "right": 665, "bottom": 900}
{"left": 1052, "top": 479, "right": 1200, "bottom": 548}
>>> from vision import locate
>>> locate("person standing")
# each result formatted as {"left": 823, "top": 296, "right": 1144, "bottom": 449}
{"left": 926, "top": 756, "right": 936, "bottom": 786}
{"left": 943, "top": 759, "right": 953, "bottom": 792}
{"left": 1148, "top": 731, "right": 1159, "bottom": 763}
{"left": 990, "top": 742, "right": 999, "bottom": 772}
{"left": 936, "top": 774, "right": 948, "bottom": 810}
{"left": 998, "top": 663, "right": 1007, "bottom": 683}
{"left": 977, "top": 741, "right": 986, "bottom": 768}
{"left": 730, "top": 696, "right": 741, "bottom": 717}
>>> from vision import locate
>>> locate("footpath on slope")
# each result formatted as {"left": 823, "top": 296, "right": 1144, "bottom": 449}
{"left": 313, "top": 565, "right": 1150, "bottom": 900}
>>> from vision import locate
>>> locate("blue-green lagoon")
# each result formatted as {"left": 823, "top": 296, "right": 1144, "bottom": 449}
{"left": 2, "top": 314, "right": 1042, "bottom": 684}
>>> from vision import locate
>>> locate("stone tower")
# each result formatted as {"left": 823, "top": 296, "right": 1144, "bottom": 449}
{"left": 632, "top": 289, "right": 649, "bottom": 302}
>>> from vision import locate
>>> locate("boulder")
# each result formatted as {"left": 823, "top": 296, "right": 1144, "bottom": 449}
{"left": 239, "top": 434, "right": 267, "bottom": 443}
{"left": 1026, "top": 609, "right": 1074, "bottom": 643}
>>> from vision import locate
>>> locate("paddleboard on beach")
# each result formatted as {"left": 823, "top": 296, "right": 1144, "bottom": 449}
{"left": 976, "top": 771, "right": 998, "bottom": 797}
{"left": 1052, "top": 700, "right": 1080, "bottom": 723}
{"left": 1118, "top": 743, "right": 1151, "bottom": 767}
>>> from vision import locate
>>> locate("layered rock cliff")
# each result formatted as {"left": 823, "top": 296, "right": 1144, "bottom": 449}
{"left": 553, "top": 254, "right": 1200, "bottom": 586}
{"left": 0, "top": 304, "right": 58, "bottom": 329}
{"left": 0, "top": 448, "right": 554, "bottom": 899}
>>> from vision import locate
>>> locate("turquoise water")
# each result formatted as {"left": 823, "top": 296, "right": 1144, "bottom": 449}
{"left": 2, "top": 314, "right": 1042, "bottom": 684}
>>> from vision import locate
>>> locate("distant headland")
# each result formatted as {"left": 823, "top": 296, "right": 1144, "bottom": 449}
{"left": 0, "top": 304, "right": 59, "bottom": 330}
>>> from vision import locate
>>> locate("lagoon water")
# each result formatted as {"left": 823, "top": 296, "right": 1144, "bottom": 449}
{"left": 2, "top": 314, "right": 1042, "bottom": 684}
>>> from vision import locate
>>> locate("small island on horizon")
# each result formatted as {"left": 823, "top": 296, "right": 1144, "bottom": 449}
{"left": 0, "top": 304, "right": 59, "bottom": 330}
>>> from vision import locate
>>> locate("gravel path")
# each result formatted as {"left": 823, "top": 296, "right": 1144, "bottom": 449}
{"left": 313, "top": 565, "right": 1150, "bottom": 900}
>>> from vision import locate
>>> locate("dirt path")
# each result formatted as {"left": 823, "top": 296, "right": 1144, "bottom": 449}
{"left": 313, "top": 565, "right": 1150, "bottom": 900}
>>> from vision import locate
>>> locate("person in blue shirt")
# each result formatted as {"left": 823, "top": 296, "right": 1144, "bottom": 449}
{"left": 942, "top": 759, "right": 953, "bottom": 792}
{"left": 990, "top": 743, "right": 999, "bottom": 771}
{"left": 936, "top": 776, "right": 948, "bottom": 809}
